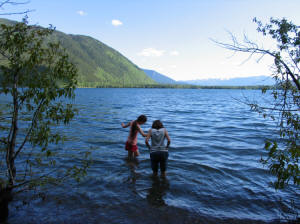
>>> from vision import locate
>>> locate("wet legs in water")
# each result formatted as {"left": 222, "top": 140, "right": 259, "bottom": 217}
{"left": 152, "top": 171, "right": 166, "bottom": 178}
{"left": 150, "top": 151, "right": 168, "bottom": 177}
{"left": 128, "top": 150, "right": 140, "bottom": 160}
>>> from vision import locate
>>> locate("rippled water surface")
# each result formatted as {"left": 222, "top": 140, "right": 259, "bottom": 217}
{"left": 7, "top": 88, "right": 299, "bottom": 223}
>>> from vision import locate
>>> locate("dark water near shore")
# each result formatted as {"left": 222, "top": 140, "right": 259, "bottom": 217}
{"left": 6, "top": 88, "right": 300, "bottom": 223}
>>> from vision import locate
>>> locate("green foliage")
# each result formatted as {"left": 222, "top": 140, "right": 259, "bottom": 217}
{"left": 45, "top": 26, "right": 156, "bottom": 87}
{"left": 0, "top": 17, "right": 90, "bottom": 191}
{"left": 0, "top": 18, "right": 156, "bottom": 88}
{"left": 216, "top": 17, "right": 299, "bottom": 189}
{"left": 253, "top": 18, "right": 299, "bottom": 189}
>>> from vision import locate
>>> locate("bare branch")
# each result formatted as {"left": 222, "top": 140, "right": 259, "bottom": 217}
{"left": 212, "top": 37, "right": 300, "bottom": 91}
{"left": 0, "top": 0, "right": 33, "bottom": 16}
{"left": 12, "top": 168, "right": 59, "bottom": 190}
{"left": 0, "top": 0, "right": 29, "bottom": 8}
{"left": 0, "top": 9, "right": 33, "bottom": 15}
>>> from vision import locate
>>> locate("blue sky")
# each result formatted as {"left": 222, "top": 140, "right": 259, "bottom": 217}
{"left": 1, "top": 0, "right": 300, "bottom": 81}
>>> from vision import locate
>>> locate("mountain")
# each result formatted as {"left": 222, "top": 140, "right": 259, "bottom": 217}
{"left": 181, "top": 76, "right": 275, "bottom": 86}
{"left": 142, "top": 67, "right": 275, "bottom": 87}
{"left": 142, "top": 69, "right": 177, "bottom": 84}
{"left": 0, "top": 18, "right": 156, "bottom": 87}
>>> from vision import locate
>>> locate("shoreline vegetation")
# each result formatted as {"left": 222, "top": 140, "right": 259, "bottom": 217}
{"left": 77, "top": 83, "right": 273, "bottom": 89}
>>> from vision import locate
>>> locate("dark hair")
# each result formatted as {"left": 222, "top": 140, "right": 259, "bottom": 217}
{"left": 137, "top": 115, "right": 147, "bottom": 123}
{"left": 130, "top": 115, "right": 147, "bottom": 138}
{"left": 152, "top": 120, "right": 164, "bottom": 130}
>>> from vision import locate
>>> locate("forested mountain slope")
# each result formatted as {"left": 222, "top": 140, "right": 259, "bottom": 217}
{"left": 0, "top": 18, "right": 156, "bottom": 87}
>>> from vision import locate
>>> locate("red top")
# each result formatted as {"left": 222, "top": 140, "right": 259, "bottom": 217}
{"left": 127, "top": 121, "right": 140, "bottom": 145}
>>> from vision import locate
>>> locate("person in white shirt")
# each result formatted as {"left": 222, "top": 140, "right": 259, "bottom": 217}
{"left": 145, "top": 120, "right": 171, "bottom": 177}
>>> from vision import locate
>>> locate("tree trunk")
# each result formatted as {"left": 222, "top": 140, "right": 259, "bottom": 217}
{"left": 0, "top": 187, "right": 12, "bottom": 222}
{"left": 7, "top": 79, "right": 18, "bottom": 186}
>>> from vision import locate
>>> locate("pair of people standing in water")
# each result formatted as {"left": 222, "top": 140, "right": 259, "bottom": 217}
{"left": 121, "top": 115, "right": 171, "bottom": 177}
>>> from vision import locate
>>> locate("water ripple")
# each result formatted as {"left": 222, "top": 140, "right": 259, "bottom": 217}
{"left": 5, "top": 88, "right": 299, "bottom": 224}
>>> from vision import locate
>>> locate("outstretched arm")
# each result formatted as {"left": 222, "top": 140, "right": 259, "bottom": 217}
{"left": 121, "top": 122, "right": 130, "bottom": 128}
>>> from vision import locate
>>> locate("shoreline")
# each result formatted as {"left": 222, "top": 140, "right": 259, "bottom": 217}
{"left": 76, "top": 84, "right": 272, "bottom": 90}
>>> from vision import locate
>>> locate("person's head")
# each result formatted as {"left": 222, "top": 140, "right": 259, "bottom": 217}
{"left": 130, "top": 115, "right": 147, "bottom": 138}
{"left": 152, "top": 120, "right": 164, "bottom": 130}
{"left": 137, "top": 114, "right": 147, "bottom": 125}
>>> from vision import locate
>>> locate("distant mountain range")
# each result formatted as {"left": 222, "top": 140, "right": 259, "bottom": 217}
{"left": 0, "top": 18, "right": 276, "bottom": 88}
{"left": 182, "top": 76, "right": 275, "bottom": 86}
{"left": 0, "top": 18, "right": 156, "bottom": 87}
{"left": 142, "top": 69, "right": 275, "bottom": 86}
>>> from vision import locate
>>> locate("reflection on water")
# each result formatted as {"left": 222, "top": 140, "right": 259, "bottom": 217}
{"left": 125, "top": 156, "right": 171, "bottom": 207}
{"left": 147, "top": 176, "right": 170, "bottom": 207}
{"left": 125, "top": 157, "right": 140, "bottom": 185}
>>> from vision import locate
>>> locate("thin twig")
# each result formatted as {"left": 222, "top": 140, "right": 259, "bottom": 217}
{"left": 14, "top": 98, "right": 45, "bottom": 160}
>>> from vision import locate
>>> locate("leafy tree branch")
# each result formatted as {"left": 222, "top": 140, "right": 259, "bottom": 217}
{"left": 0, "top": 17, "right": 91, "bottom": 221}
{"left": 214, "top": 17, "right": 299, "bottom": 189}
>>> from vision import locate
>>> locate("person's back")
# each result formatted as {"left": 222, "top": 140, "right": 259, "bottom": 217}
{"left": 145, "top": 120, "right": 171, "bottom": 177}
{"left": 150, "top": 128, "right": 167, "bottom": 152}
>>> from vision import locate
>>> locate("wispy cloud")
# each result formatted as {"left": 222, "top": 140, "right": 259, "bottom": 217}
{"left": 77, "top": 10, "right": 87, "bottom": 16}
{"left": 138, "top": 48, "right": 165, "bottom": 57}
{"left": 170, "top": 50, "right": 179, "bottom": 56}
{"left": 112, "top": 19, "right": 123, "bottom": 26}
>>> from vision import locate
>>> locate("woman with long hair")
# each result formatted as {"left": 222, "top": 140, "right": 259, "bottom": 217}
{"left": 121, "top": 115, "right": 147, "bottom": 159}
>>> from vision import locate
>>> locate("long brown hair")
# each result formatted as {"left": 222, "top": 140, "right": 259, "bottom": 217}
{"left": 130, "top": 115, "right": 147, "bottom": 138}
{"left": 152, "top": 120, "right": 164, "bottom": 130}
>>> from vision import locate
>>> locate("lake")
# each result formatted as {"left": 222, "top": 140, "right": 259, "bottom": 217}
{"left": 6, "top": 88, "right": 299, "bottom": 223}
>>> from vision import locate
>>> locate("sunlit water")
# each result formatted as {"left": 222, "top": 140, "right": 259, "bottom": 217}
{"left": 5, "top": 88, "right": 300, "bottom": 223}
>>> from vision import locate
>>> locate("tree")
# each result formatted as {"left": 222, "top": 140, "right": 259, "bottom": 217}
{"left": 0, "top": 18, "right": 90, "bottom": 221}
{"left": 214, "top": 18, "right": 299, "bottom": 189}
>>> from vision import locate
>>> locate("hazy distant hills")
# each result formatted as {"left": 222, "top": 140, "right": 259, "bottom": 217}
{"left": 142, "top": 69, "right": 177, "bottom": 84}
{"left": 0, "top": 18, "right": 156, "bottom": 87}
{"left": 182, "top": 76, "right": 275, "bottom": 86}
{"left": 142, "top": 68, "right": 275, "bottom": 86}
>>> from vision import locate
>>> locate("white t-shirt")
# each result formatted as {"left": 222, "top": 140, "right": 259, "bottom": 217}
{"left": 149, "top": 128, "right": 168, "bottom": 153}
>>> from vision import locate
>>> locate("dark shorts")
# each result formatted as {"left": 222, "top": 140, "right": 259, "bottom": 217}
{"left": 150, "top": 151, "right": 169, "bottom": 172}
{"left": 125, "top": 141, "right": 138, "bottom": 152}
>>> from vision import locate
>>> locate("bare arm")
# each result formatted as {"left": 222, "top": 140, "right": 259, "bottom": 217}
{"left": 165, "top": 129, "right": 171, "bottom": 148}
{"left": 137, "top": 125, "right": 147, "bottom": 137}
{"left": 121, "top": 122, "right": 130, "bottom": 128}
{"left": 145, "top": 129, "right": 151, "bottom": 149}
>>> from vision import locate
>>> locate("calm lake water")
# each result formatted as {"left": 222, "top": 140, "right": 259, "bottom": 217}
{"left": 6, "top": 88, "right": 300, "bottom": 223}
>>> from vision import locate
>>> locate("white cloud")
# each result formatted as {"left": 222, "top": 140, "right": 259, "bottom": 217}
{"left": 138, "top": 48, "right": 165, "bottom": 57}
{"left": 170, "top": 50, "right": 179, "bottom": 56}
{"left": 77, "top": 10, "right": 87, "bottom": 16}
{"left": 112, "top": 19, "right": 123, "bottom": 26}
